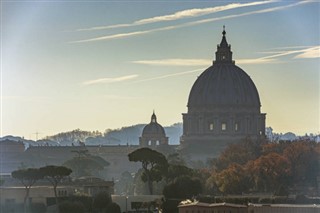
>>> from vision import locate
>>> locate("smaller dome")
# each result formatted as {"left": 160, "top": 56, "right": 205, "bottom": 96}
{"left": 142, "top": 112, "right": 166, "bottom": 136}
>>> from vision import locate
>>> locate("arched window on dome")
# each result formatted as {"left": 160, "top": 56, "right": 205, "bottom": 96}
{"left": 209, "top": 123, "right": 214, "bottom": 131}
{"left": 235, "top": 123, "right": 239, "bottom": 132}
{"left": 221, "top": 123, "right": 227, "bottom": 131}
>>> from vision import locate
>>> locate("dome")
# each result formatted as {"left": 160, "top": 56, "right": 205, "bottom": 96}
{"left": 188, "top": 27, "right": 261, "bottom": 110}
{"left": 188, "top": 63, "right": 261, "bottom": 109}
{"left": 142, "top": 112, "right": 166, "bottom": 136}
{"left": 180, "top": 27, "right": 266, "bottom": 160}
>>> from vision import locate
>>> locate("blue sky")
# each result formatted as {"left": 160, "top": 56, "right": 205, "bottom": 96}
{"left": 1, "top": 0, "right": 319, "bottom": 139}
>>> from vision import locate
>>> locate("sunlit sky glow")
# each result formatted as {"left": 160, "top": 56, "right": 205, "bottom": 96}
{"left": 1, "top": 0, "right": 319, "bottom": 140}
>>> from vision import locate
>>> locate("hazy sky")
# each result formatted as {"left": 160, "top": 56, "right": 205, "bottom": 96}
{"left": 1, "top": 0, "right": 319, "bottom": 140}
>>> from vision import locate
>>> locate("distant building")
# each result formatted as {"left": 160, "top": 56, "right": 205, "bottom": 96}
{"left": 112, "top": 194, "right": 162, "bottom": 213}
{"left": 178, "top": 201, "right": 320, "bottom": 213}
{"left": 180, "top": 28, "right": 266, "bottom": 159}
{"left": 0, "top": 177, "right": 114, "bottom": 211}
{"left": 0, "top": 140, "right": 25, "bottom": 173}
{"left": 139, "top": 112, "right": 169, "bottom": 147}
{"left": 0, "top": 139, "right": 25, "bottom": 153}
{"left": 178, "top": 201, "right": 247, "bottom": 213}
{"left": 248, "top": 203, "right": 320, "bottom": 213}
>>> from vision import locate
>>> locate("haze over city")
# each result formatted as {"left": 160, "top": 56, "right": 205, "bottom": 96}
{"left": 1, "top": 0, "right": 319, "bottom": 139}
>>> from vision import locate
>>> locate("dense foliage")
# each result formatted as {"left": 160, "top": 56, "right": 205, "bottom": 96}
{"left": 12, "top": 168, "right": 45, "bottom": 212}
{"left": 91, "top": 191, "right": 121, "bottom": 213}
{"left": 12, "top": 166, "right": 73, "bottom": 212}
{"left": 59, "top": 201, "right": 86, "bottom": 213}
{"left": 40, "top": 165, "right": 72, "bottom": 204}
{"left": 207, "top": 139, "right": 320, "bottom": 195}
{"left": 45, "top": 129, "right": 102, "bottom": 144}
{"left": 63, "top": 149, "right": 109, "bottom": 177}
{"left": 128, "top": 148, "right": 168, "bottom": 195}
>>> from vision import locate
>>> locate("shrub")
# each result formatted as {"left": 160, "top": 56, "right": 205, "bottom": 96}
{"left": 59, "top": 201, "right": 85, "bottom": 213}
{"left": 29, "top": 203, "right": 46, "bottom": 213}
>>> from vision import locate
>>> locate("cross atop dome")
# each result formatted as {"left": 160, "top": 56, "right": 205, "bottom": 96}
{"left": 214, "top": 26, "right": 233, "bottom": 63}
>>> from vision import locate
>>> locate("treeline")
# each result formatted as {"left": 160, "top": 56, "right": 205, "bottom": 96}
{"left": 206, "top": 139, "right": 320, "bottom": 195}
{"left": 123, "top": 140, "right": 320, "bottom": 212}
{"left": 45, "top": 129, "right": 102, "bottom": 144}
{"left": 43, "top": 123, "right": 183, "bottom": 145}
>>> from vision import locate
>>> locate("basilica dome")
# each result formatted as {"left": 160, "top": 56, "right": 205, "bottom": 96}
{"left": 180, "top": 27, "right": 266, "bottom": 158}
{"left": 142, "top": 112, "right": 166, "bottom": 136}
{"left": 140, "top": 112, "right": 168, "bottom": 147}
{"left": 188, "top": 63, "right": 261, "bottom": 109}
{"left": 188, "top": 28, "right": 260, "bottom": 110}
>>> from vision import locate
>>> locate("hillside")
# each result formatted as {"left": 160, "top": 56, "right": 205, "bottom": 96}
{"left": 0, "top": 123, "right": 183, "bottom": 147}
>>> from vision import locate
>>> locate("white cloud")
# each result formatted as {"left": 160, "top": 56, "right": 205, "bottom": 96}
{"left": 265, "top": 45, "right": 313, "bottom": 50}
{"left": 83, "top": 74, "right": 138, "bottom": 85}
{"left": 294, "top": 46, "right": 320, "bottom": 59}
{"left": 237, "top": 58, "right": 277, "bottom": 64}
{"left": 71, "top": 31, "right": 149, "bottom": 43}
{"left": 71, "top": 1, "right": 309, "bottom": 43}
{"left": 256, "top": 45, "right": 320, "bottom": 60}
{"left": 76, "top": 1, "right": 273, "bottom": 31}
{"left": 176, "top": 1, "right": 309, "bottom": 28}
{"left": 135, "top": 1, "right": 273, "bottom": 25}
{"left": 130, "top": 45, "right": 319, "bottom": 68}
{"left": 131, "top": 57, "right": 277, "bottom": 66}
{"left": 132, "top": 68, "right": 204, "bottom": 83}
{"left": 71, "top": 26, "right": 175, "bottom": 43}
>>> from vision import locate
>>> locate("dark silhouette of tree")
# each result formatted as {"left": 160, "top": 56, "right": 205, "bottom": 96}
{"left": 166, "top": 164, "right": 194, "bottom": 183}
{"left": 63, "top": 150, "right": 109, "bottom": 177}
{"left": 59, "top": 201, "right": 85, "bottom": 213}
{"left": 162, "top": 176, "right": 202, "bottom": 213}
{"left": 106, "top": 202, "right": 121, "bottom": 213}
{"left": 163, "top": 176, "right": 202, "bottom": 199}
{"left": 11, "top": 168, "right": 44, "bottom": 213}
{"left": 92, "top": 191, "right": 112, "bottom": 213}
{"left": 39, "top": 165, "right": 72, "bottom": 205}
{"left": 128, "top": 148, "right": 168, "bottom": 195}
{"left": 28, "top": 203, "right": 46, "bottom": 213}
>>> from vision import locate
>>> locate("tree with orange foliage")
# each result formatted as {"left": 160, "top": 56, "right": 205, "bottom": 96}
{"left": 214, "top": 138, "right": 263, "bottom": 171}
{"left": 214, "top": 163, "right": 250, "bottom": 194}
{"left": 247, "top": 152, "right": 291, "bottom": 192}
{"left": 283, "top": 141, "right": 319, "bottom": 185}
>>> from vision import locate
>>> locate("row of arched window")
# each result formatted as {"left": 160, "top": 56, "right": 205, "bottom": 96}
{"left": 208, "top": 122, "right": 239, "bottom": 132}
